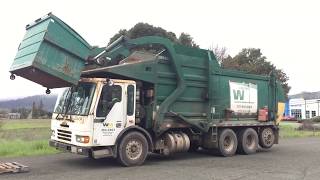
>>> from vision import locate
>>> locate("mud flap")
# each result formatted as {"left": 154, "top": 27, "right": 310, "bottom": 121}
{"left": 274, "top": 127, "right": 279, "bottom": 144}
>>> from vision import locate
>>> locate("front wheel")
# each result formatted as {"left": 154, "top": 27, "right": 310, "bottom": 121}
{"left": 117, "top": 131, "right": 148, "bottom": 167}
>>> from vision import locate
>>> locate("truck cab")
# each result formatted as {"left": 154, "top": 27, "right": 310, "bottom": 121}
{"left": 50, "top": 78, "right": 140, "bottom": 161}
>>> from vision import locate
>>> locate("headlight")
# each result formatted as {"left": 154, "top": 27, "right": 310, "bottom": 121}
{"left": 76, "top": 135, "right": 90, "bottom": 143}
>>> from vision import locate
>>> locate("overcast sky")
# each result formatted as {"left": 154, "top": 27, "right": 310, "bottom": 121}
{"left": 0, "top": 0, "right": 319, "bottom": 100}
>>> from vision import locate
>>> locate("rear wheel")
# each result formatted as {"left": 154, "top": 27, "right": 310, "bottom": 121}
{"left": 259, "top": 127, "right": 275, "bottom": 149}
{"left": 218, "top": 128, "right": 238, "bottom": 157}
{"left": 117, "top": 131, "right": 148, "bottom": 166}
{"left": 237, "top": 128, "right": 258, "bottom": 154}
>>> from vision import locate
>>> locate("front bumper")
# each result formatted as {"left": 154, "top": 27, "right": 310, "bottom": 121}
{"left": 49, "top": 140, "right": 115, "bottom": 158}
{"left": 49, "top": 140, "right": 90, "bottom": 156}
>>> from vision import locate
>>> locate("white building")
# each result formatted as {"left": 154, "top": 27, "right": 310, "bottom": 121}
{"left": 7, "top": 112, "right": 21, "bottom": 119}
{"left": 289, "top": 98, "right": 320, "bottom": 119}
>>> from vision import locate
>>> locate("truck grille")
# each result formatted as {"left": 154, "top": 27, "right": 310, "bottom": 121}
{"left": 57, "top": 129, "right": 72, "bottom": 142}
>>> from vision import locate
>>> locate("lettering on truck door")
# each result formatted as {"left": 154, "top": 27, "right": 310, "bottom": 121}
{"left": 93, "top": 84, "right": 126, "bottom": 146}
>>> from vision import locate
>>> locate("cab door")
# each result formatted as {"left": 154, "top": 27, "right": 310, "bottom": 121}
{"left": 93, "top": 83, "right": 126, "bottom": 146}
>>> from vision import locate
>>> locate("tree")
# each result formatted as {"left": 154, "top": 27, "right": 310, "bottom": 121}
{"left": 177, "top": 33, "right": 198, "bottom": 48}
{"left": 11, "top": 108, "right": 31, "bottom": 119}
{"left": 32, "top": 101, "right": 39, "bottom": 119}
{"left": 210, "top": 45, "right": 228, "bottom": 64}
{"left": 0, "top": 109, "right": 9, "bottom": 119}
{"left": 221, "top": 48, "right": 290, "bottom": 98}
{"left": 109, "top": 24, "right": 290, "bottom": 97}
{"left": 108, "top": 23, "right": 198, "bottom": 48}
{"left": 38, "top": 99, "right": 46, "bottom": 117}
{"left": 0, "top": 109, "right": 9, "bottom": 114}
{"left": 39, "top": 100, "right": 44, "bottom": 112}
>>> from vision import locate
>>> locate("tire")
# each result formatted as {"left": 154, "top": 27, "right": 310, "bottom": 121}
{"left": 117, "top": 131, "right": 148, "bottom": 166}
{"left": 259, "top": 127, "right": 275, "bottom": 149}
{"left": 218, "top": 128, "right": 238, "bottom": 157}
{"left": 237, "top": 128, "right": 258, "bottom": 155}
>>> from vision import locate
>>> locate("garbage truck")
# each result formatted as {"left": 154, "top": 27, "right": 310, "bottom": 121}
{"left": 9, "top": 13, "right": 286, "bottom": 166}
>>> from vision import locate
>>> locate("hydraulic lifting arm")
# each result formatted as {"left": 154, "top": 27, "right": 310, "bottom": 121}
{"left": 90, "top": 36, "right": 189, "bottom": 135}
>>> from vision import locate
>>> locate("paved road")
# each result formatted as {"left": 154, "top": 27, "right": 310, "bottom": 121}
{"left": 1, "top": 137, "right": 320, "bottom": 180}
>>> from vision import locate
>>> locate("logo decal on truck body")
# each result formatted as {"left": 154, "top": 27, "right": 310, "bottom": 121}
{"left": 229, "top": 81, "right": 258, "bottom": 114}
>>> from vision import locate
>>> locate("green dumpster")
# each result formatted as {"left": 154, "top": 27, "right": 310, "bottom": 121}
{"left": 10, "top": 13, "right": 92, "bottom": 89}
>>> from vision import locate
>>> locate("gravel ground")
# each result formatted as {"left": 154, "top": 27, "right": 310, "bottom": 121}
{"left": 1, "top": 137, "right": 320, "bottom": 180}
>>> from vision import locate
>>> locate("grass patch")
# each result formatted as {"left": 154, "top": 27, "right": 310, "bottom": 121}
{"left": 1, "top": 119, "right": 50, "bottom": 130}
{"left": 0, "top": 119, "right": 60, "bottom": 158}
{"left": 280, "top": 122, "right": 320, "bottom": 138}
{"left": 0, "top": 139, "right": 59, "bottom": 157}
{"left": 0, "top": 127, "right": 51, "bottom": 141}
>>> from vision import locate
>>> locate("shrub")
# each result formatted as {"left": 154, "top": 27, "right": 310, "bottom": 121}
{"left": 297, "top": 120, "right": 320, "bottom": 131}
{"left": 311, "top": 116, "right": 320, "bottom": 123}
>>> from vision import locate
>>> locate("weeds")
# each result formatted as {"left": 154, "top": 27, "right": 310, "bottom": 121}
{"left": 0, "top": 119, "right": 59, "bottom": 158}
{"left": 280, "top": 122, "right": 320, "bottom": 138}
{"left": 0, "top": 139, "right": 59, "bottom": 157}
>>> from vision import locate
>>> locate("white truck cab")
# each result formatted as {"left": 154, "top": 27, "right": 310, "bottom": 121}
{"left": 50, "top": 78, "right": 141, "bottom": 160}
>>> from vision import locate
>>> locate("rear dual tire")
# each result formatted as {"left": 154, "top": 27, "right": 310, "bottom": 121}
{"left": 237, "top": 127, "right": 275, "bottom": 154}
{"left": 218, "top": 128, "right": 238, "bottom": 157}
{"left": 218, "top": 128, "right": 259, "bottom": 156}
{"left": 237, "top": 128, "right": 258, "bottom": 155}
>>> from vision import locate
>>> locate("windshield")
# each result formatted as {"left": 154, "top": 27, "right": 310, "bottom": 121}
{"left": 54, "top": 82, "right": 96, "bottom": 116}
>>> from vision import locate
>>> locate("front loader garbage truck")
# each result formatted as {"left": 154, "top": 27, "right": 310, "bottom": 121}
{"left": 9, "top": 13, "right": 286, "bottom": 166}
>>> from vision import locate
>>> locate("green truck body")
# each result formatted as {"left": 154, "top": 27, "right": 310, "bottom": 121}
{"left": 81, "top": 36, "right": 285, "bottom": 135}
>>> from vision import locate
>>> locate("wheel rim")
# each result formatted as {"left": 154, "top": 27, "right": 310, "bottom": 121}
{"left": 223, "top": 135, "right": 234, "bottom": 152}
{"left": 126, "top": 140, "right": 143, "bottom": 160}
{"left": 263, "top": 129, "right": 274, "bottom": 146}
{"left": 246, "top": 134, "right": 255, "bottom": 149}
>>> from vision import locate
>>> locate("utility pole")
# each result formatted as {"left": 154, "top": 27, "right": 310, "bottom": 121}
{"left": 317, "top": 99, "right": 320, "bottom": 117}
{"left": 304, "top": 99, "right": 307, "bottom": 119}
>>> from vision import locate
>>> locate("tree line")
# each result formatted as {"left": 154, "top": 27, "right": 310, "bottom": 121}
{"left": 10, "top": 100, "right": 51, "bottom": 119}
{"left": 109, "top": 23, "right": 290, "bottom": 98}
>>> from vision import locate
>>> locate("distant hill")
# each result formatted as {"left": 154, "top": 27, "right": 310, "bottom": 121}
{"left": 0, "top": 95, "right": 58, "bottom": 112}
{"left": 289, "top": 91, "right": 320, "bottom": 100}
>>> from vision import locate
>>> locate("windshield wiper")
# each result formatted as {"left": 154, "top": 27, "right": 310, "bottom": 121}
{"left": 56, "top": 87, "right": 72, "bottom": 120}
{"left": 62, "top": 86, "right": 79, "bottom": 121}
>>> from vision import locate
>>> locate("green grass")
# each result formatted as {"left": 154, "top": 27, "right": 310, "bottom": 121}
{"left": 0, "top": 139, "right": 59, "bottom": 158}
{"left": 1, "top": 119, "right": 50, "bottom": 130}
{"left": 0, "top": 119, "right": 60, "bottom": 158}
{"left": 279, "top": 122, "right": 320, "bottom": 138}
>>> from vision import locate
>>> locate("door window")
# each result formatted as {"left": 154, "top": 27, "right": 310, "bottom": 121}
{"left": 96, "top": 85, "right": 122, "bottom": 117}
{"left": 127, "top": 85, "right": 135, "bottom": 116}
